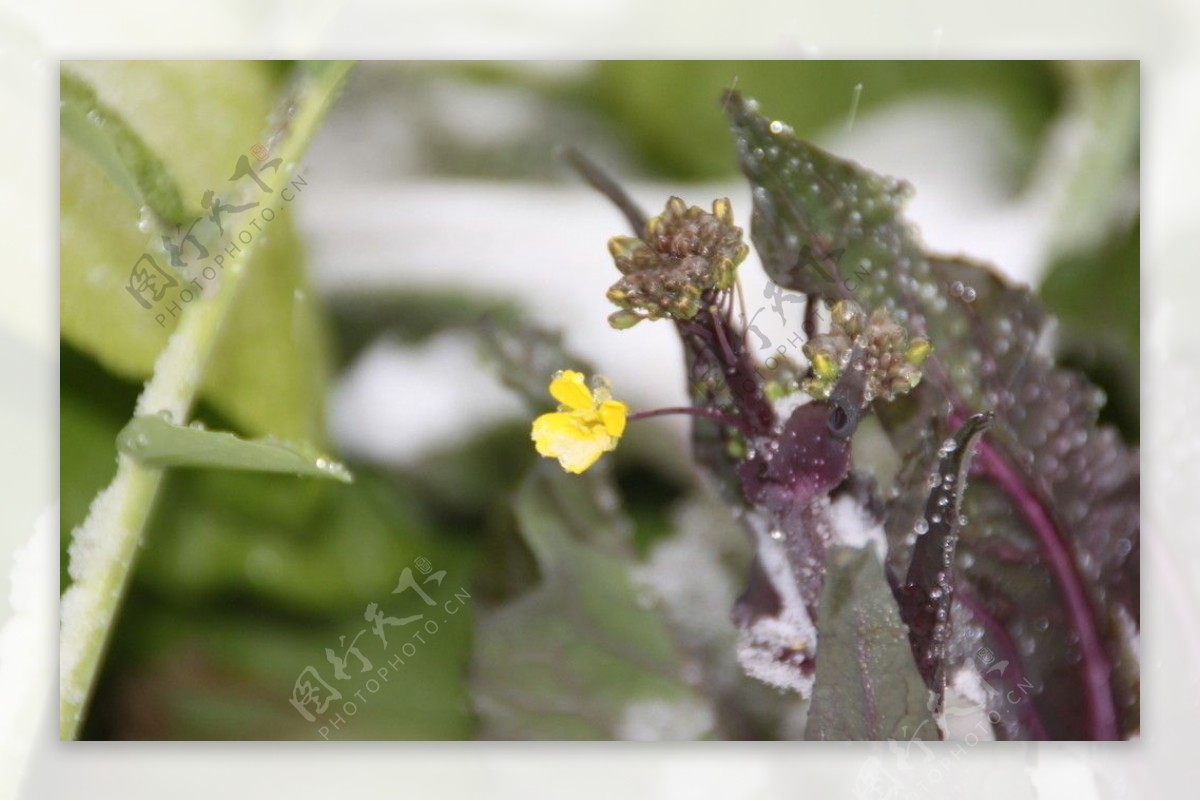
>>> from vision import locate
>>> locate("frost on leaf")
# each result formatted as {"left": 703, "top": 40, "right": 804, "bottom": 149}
{"left": 726, "top": 92, "right": 1139, "bottom": 740}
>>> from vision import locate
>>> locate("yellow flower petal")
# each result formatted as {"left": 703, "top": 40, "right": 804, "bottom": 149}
{"left": 548, "top": 370, "right": 594, "bottom": 411}
{"left": 533, "top": 370, "right": 628, "bottom": 474}
{"left": 599, "top": 400, "right": 627, "bottom": 439}
{"left": 531, "top": 411, "right": 610, "bottom": 474}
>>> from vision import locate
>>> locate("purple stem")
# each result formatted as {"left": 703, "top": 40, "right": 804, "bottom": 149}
{"left": 956, "top": 589, "right": 1050, "bottom": 740}
{"left": 959, "top": 413, "right": 1118, "bottom": 740}
{"left": 709, "top": 303, "right": 739, "bottom": 369}
{"left": 627, "top": 406, "right": 753, "bottom": 437}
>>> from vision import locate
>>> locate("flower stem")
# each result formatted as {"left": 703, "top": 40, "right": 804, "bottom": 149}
{"left": 58, "top": 62, "right": 353, "bottom": 740}
{"left": 627, "top": 405, "right": 752, "bottom": 436}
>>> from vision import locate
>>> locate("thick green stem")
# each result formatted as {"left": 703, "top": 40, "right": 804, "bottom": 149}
{"left": 58, "top": 62, "right": 352, "bottom": 740}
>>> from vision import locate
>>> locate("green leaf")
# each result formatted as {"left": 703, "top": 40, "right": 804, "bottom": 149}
{"left": 806, "top": 546, "right": 938, "bottom": 741}
{"left": 60, "top": 61, "right": 334, "bottom": 444}
{"left": 1039, "top": 217, "right": 1140, "bottom": 439}
{"left": 132, "top": 466, "right": 469, "bottom": 617}
{"left": 585, "top": 61, "right": 1061, "bottom": 182}
{"left": 63, "top": 61, "right": 285, "bottom": 206}
{"left": 471, "top": 464, "right": 715, "bottom": 740}
{"left": 96, "top": 573, "right": 474, "bottom": 739}
{"left": 60, "top": 70, "right": 189, "bottom": 224}
{"left": 116, "top": 414, "right": 351, "bottom": 482}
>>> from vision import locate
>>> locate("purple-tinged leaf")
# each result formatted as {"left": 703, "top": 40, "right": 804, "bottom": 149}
{"left": 806, "top": 545, "right": 938, "bottom": 741}
{"left": 893, "top": 411, "right": 992, "bottom": 707}
{"left": 726, "top": 92, "right": 1139, "bottom": 740}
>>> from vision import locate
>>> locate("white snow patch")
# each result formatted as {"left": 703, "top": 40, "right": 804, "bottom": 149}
{"left": 329, "top": 331, "right": 526, "bottom": 464}
{"left": 938, "top": 662, "right": 996, "bottom": 741}
{"left": 828, "top": 493, "right": 887, "bottom": 559}
{"left": 631, "top": 505, "right": 738, "bottom": 653}
{"left": 735, "top": 512, "right": 818, "bottom": 697}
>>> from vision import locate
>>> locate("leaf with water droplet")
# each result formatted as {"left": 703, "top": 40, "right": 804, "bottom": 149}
{"left": 61, "top": 61, "right": 339, "bottom": 444}
{"left": 116, "top": 414, "right": 352, "bottom": 482}
{"left": 726, "top": 92, "right": 1139, "bottom": 739}
{"left": 806, "top": 545, "right": 938, "bottom": 741}
{"left": 894, "top": 412, "right": 991, "bottom": 708}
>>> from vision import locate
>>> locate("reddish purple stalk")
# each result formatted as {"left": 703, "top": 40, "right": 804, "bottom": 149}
{"left": 956, "top": 590, "right": 1050, "bottom": 740}
{"left": 627, "top": 405, "right": 753, "bottom": 437}
{"left": 959, "top": 412, "right": 1119, "bottom": 740}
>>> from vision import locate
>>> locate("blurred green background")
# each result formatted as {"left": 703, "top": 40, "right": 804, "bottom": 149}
{"left": 60, "top": 60, "right": 1138, "bottom": 740}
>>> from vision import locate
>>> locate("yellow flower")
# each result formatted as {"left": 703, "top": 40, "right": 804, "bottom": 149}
{"left": 531, "top": 370, "right": 628, "bottom": 474}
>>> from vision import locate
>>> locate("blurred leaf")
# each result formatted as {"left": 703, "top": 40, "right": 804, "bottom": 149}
{"left": 63, "top": 61, "right": 284, "bottom": 205}
{"left": 60, "top": 62, "right": 333, "bottom": 443}
{"left": 584, "top": 61, "right": 1061, "bottom": 182}
{"left": 133, "top": 469, "right": 458, "bottom": 618}
{"left": 475, "top": 317, "right": 594, "bottom": 408}
{"left": 727, "top": 92, "right": 1138, "bottom": 739}
{"left": 1046, "top": 62, "right": 1139, "bottom": 258}
{"left": 806, "top": 546, "right": 938, "bottom": 741}
{"left": 326, "top": 288, "right": 520, "bottom": 366}
{"left": 60, "top": 70, "right": 188, "bottom": 224}
{"left": 98, "top": 585, "right": 473, "bottom": 740}
{"left": 116, "top": 414, "right": 351, "bottom": 481}
{"left": 471, "top": 464, "right": 714, "bottom": 739}
{"left": 1040, "top": 218, "right": 1140, "bottom": 440}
